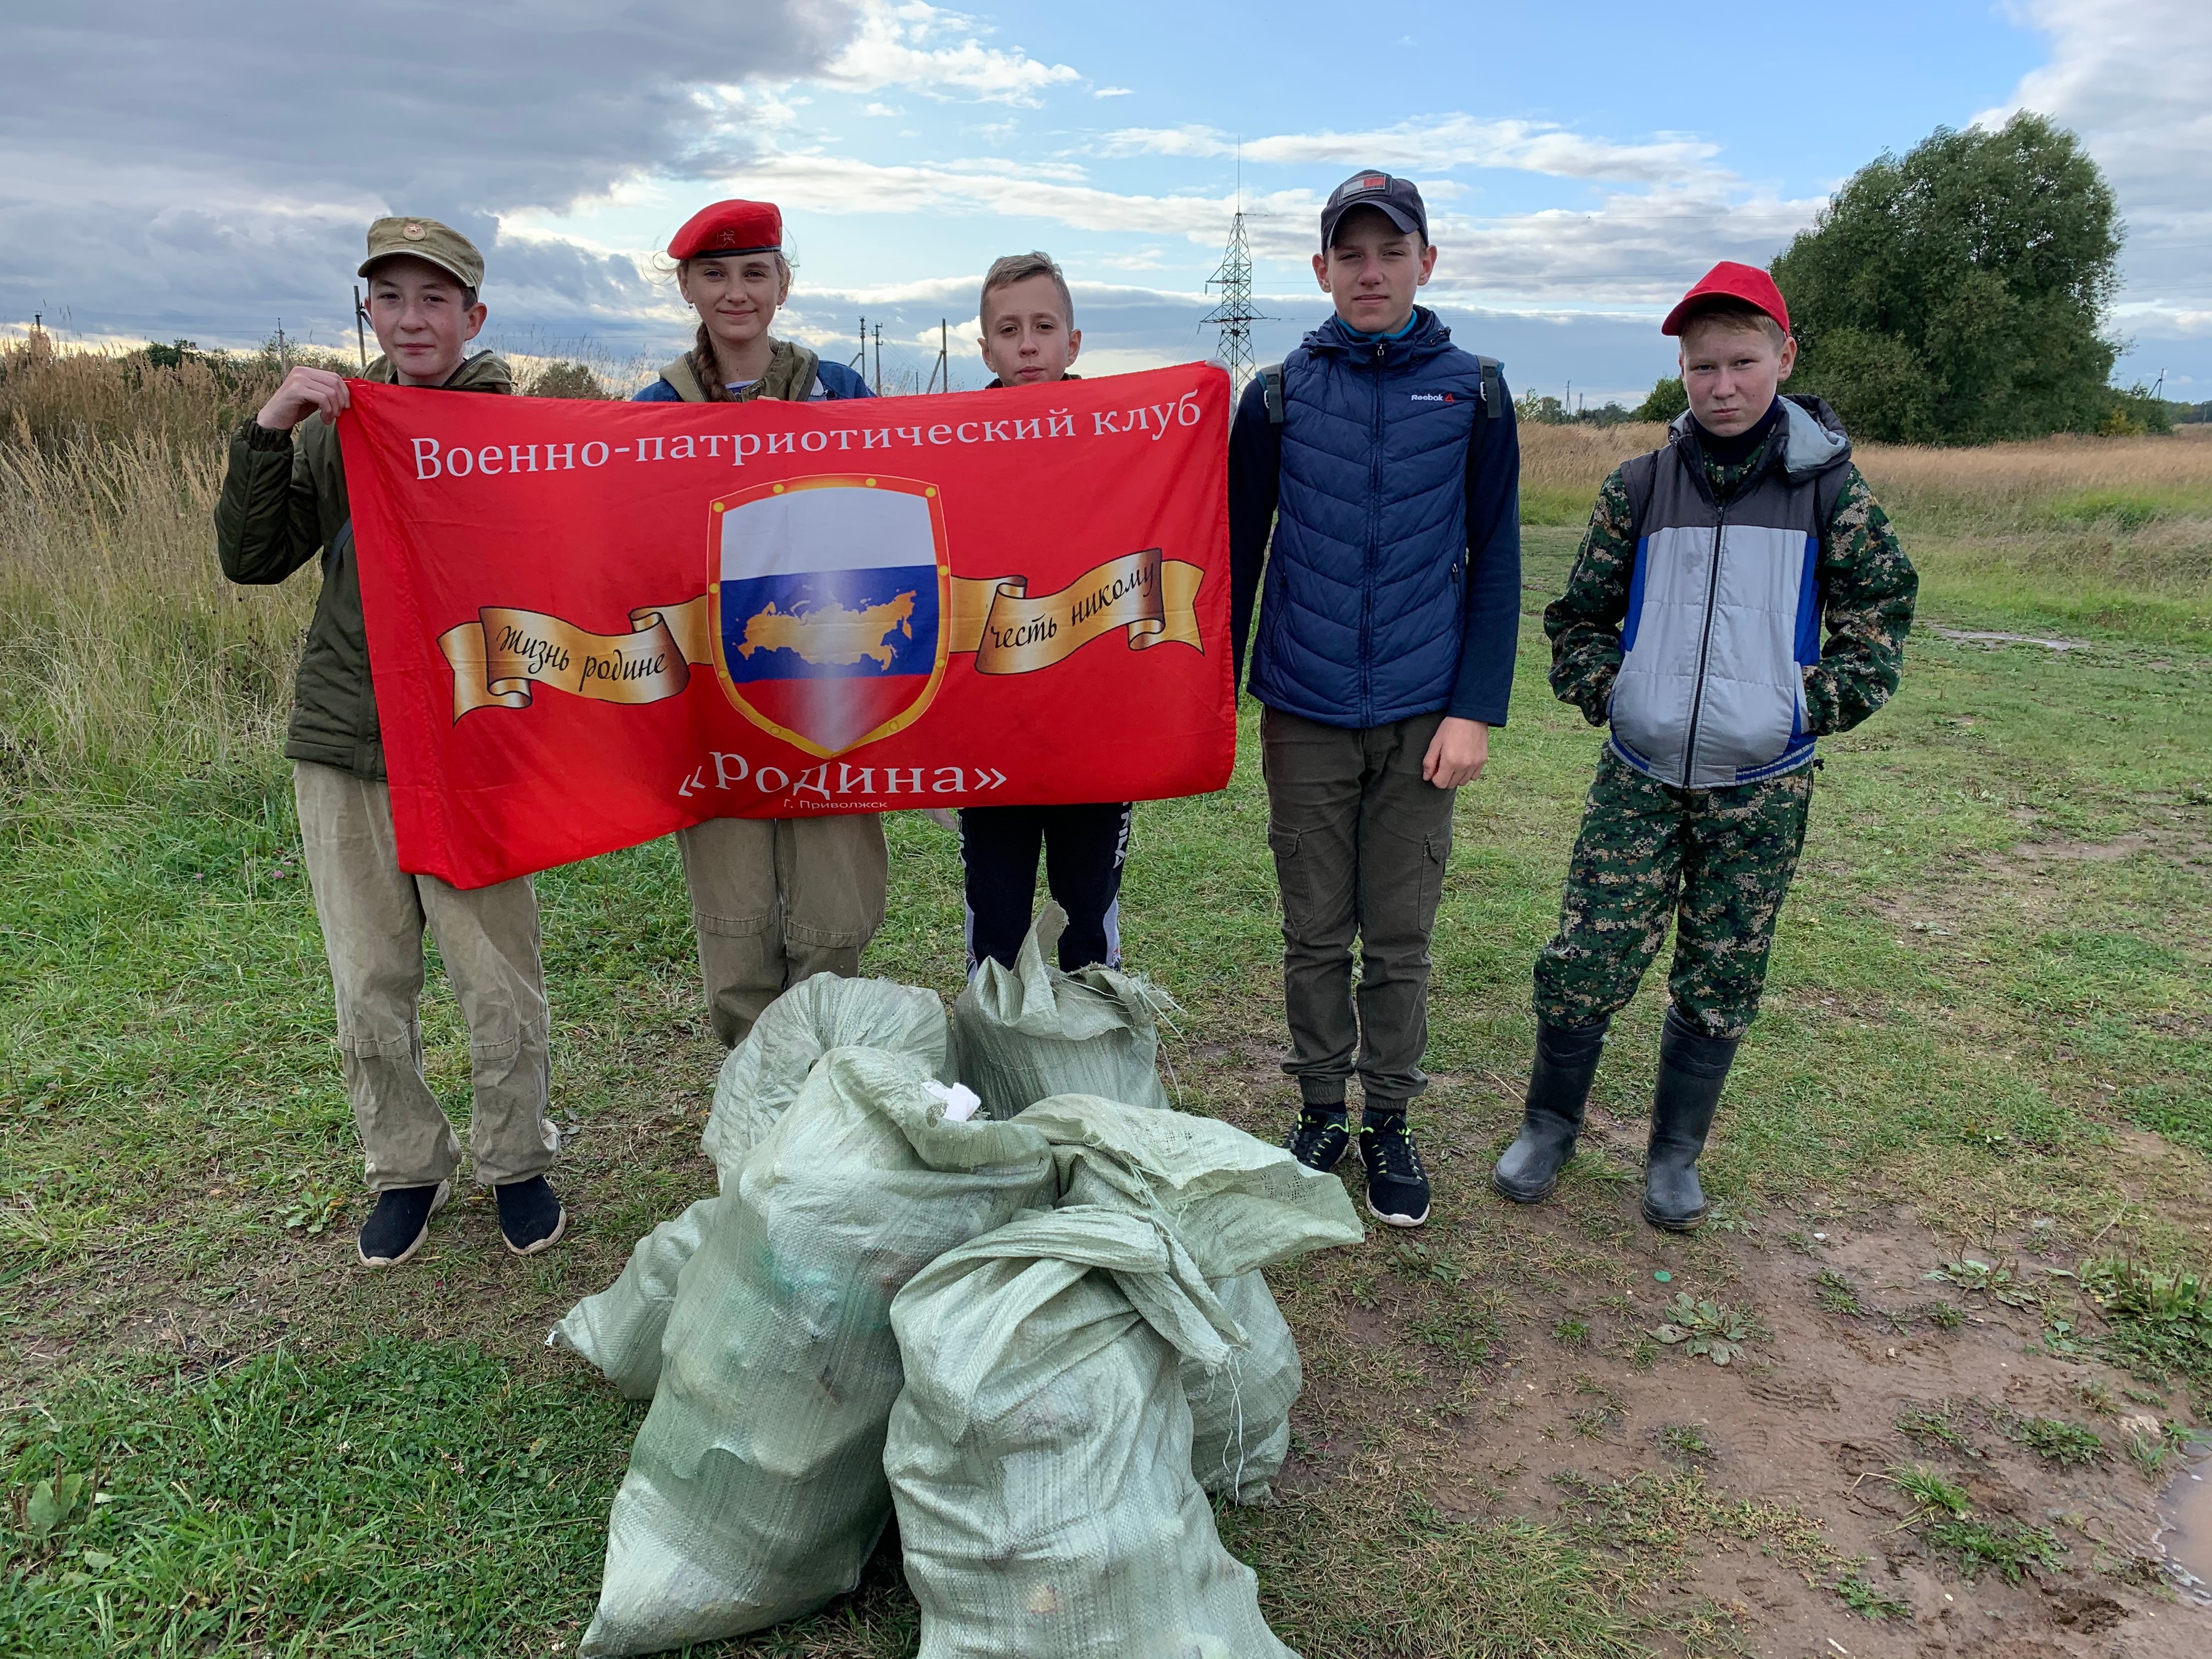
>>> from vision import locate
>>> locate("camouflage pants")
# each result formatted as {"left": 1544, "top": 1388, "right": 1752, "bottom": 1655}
{"left": 1532, "top": 748, "right": 1813, "bottom": 1039}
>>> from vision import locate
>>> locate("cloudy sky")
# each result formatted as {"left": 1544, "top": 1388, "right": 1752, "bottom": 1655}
{"left": 4, "top": 0, "right": 2205, "bottom": 403}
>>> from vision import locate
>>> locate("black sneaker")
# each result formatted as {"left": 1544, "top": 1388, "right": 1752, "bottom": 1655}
{"left": 1286, "top": 1107, "right": 1350, "bottom": 1173}
{"left": 358, "top": 1181, "right": 450, "bottom": 1268}
{"left": 495, "top": 1176, "right": 567, "bottom": 1257}
{"left": 1359, "top": 1112, "right": 1431, "bottom": 1228}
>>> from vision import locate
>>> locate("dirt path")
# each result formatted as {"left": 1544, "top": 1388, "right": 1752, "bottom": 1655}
{"left": 1210, "top": 1067, "right": 2212, "bottom": 1657}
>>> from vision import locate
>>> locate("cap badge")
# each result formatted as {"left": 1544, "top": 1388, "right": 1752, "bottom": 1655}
{"left": 402, "top": 222, "right": 426, "bottom": 240}
{"left": 1359, "top": 174, "right": 1387, "bottom": 190}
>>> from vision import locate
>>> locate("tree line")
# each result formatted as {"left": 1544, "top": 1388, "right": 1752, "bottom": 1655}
{"left": 1606, "top": 114, "right": 2177, "bottom": 445}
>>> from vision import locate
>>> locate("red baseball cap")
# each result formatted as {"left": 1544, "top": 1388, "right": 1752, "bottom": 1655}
{"left": 1661, "top": 261, "right": 1791, "bottom": 337}
{"left": 668, "top": 200, "right": 783, "bottom": 262}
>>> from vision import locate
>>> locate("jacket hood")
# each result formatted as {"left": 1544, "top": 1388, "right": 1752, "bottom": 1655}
{"left": 362, "top": 349, "right": 514, "bottom": 393}
{"left": 1667, "top": 392, "right": 1849, "bottom": 483}
{"left": 1301, "top": 305, "right": 1454, "bottom": 365}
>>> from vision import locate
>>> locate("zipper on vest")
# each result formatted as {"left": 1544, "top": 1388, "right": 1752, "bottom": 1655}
{"left": 1680, "top": 501, "right": 1729, "bottom": 785}
{"left": 1364, "top": 338, "right": 1386, "bottom": 725}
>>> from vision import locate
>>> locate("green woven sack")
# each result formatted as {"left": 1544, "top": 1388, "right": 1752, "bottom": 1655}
{"left": 580, "top": 1047, "right": 1057, "bottom": 1656}
{"left": 703, "top": 973, "right": 953, "bottom": 1176}
{"left": 551, "top": 975, "right": 951, "bottom": 1401}
{"left": 1186, "top": 1269, "right": 1299, "bottom": 1504}
{"left": 548, "top": 1198, "right": 714, "bottom": 1401}
{"left": 1014, "top": 1096, "right": 1356, "bottom": 1506}
{"left": 953, "top": 904, "right": 1176, "bottom": 1120}
{"left": 885, "top": 1205, "right": 1300, "bottom": 1658}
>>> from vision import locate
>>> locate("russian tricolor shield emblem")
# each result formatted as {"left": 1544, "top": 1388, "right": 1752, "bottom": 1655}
{"left": 708, "top": 474, "right": 951, "bottom": 757}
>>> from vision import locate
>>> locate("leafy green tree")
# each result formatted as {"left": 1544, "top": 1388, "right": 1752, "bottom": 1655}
{"left": 1514, "top": 391, "right": 1568, "bottom": 425}
{"left": 1773, "top": 113, "right": 2120, "bottom": 444}
{"left": 1635, "top": 376, "right": 1686, "bottom": 422}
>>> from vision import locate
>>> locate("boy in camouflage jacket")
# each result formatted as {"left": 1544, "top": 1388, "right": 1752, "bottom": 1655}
{"left": 1492, "top": 263, "right": 1916, "bottom": 1231}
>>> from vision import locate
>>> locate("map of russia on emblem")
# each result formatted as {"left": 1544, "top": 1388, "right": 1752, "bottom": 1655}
{"left": 711, "top": 476, "right": 950, "bottom": 757}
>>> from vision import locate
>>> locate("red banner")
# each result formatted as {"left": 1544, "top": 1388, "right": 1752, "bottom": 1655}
{"left": 340, "top": 364, "right": 1234, "bottom": 889}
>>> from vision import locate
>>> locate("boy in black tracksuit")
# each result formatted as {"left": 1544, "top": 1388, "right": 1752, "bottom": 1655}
{"left": 958, "top": 251, "right": 1133, "bottom": 971}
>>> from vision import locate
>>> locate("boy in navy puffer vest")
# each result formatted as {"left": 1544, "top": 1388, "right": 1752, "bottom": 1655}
{"left": 1229, "top": 171, "right": 1523, "bottom": 1229}
{"left": 1493, "top": 263, "right": 1916, "bottom": 1232}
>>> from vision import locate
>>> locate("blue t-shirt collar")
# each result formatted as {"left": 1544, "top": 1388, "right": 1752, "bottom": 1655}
{"left": 1334, "top": 309, "right": 1421, "bottom": 346}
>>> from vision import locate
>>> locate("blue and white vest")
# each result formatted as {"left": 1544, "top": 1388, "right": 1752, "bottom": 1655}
{"left": 1609, "top": 397, "right": 1852, "bottom": 789}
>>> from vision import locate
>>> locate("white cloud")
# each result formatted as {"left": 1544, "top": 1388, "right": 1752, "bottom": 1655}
{"left": 700, "top": 142, "right": 1818, "bottom": 322}
{"left": 1982, "top": 0, "right": 2212, "bottom": 302}
{"left": 1103, "top": 115, "right": 1726, "bottom": 186}
{"left": 817, "top": 1, "right": 1082, "bottom": 107}
{"left": 1092, "top": 87, "right": 1134, "bottom": 99}
{"left": 704, "top": 146, "right": 1306, "bottom": 240}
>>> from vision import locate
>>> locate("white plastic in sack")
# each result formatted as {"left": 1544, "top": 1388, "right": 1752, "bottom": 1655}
{"left": 550, "top": 975, "right": 950, "bottom": 1400}
{"left": 953, "top": 903, "right": 1177, "bottom": 1120}
{"left": 885, "top": 1205, "right": 1301, "bottom": 1658}
{"left": 579, "top": 1047, "right": 1057, "bottom": 1656}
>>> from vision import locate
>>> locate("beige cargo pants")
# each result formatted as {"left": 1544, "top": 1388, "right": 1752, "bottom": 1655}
{"left": 294, "top": 761, "right": 557, "bottom": 1192}
{"left": 676, "top": 814, "right": 889, "bottom": 1047}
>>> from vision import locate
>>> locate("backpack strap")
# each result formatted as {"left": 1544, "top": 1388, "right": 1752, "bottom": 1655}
{"left": 1618, "top": 450, "right": 1660, "bottom": 543}
{"left": 1475, "top": 355, "right": 1505, "bottom": 420}
{"left": 1260, "top": 361, "right": 1286, "bottom": 424}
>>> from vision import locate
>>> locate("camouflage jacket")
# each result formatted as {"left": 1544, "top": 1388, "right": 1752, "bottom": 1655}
{"left": 1544, "top": 425, "right": 1917, "bottom": 738}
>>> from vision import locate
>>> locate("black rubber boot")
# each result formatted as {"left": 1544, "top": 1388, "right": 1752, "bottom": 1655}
{"left": 1493, "top": 1015, "right": 1610, "bottom": 1203}
{"left": 1641, "top": 1007, "right": 1741, "bottom": 1233}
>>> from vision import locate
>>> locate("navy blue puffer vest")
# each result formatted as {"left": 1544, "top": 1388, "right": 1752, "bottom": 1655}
{"left": 1248, "top": 309, "right": 1492, "bottom": 728}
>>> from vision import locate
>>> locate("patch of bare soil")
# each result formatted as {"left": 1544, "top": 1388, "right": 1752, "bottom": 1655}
{"left": 1206, "top": 1071, "right": 2212, "bottom": 1658}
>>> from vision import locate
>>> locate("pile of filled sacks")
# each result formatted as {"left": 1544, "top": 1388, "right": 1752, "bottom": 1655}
{"left": 550, "top": 907, "right": 1361, "bottom": 1657}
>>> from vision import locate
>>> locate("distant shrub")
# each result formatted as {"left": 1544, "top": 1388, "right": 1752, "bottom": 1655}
{"left": 527, "top": 360, "right": 608, "bottom": 400}
{"left": 1635, "top": 376, "right": 1688, "bottom": 422}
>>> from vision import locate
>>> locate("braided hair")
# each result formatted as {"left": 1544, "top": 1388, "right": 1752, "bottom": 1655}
{"left": 689, "top": 320, "right": 732, "bottom": 403}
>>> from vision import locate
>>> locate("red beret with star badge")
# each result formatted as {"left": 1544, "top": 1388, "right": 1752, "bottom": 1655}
{"left": 668, "top": 200, "right": 784, "bottom": 262}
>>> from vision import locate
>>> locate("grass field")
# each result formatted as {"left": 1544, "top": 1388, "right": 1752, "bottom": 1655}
{"left": 3, "top": 387, "right": 2211, "bottom": 1655}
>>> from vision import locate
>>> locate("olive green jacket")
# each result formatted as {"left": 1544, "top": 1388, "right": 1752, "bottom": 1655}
{"left": 214, "top": 351, "right": 514, "bottom": 778}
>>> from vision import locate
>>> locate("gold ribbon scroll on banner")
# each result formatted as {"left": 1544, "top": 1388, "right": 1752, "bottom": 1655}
{"left": 949, "top": 547, "right": 1203, "bottom": 674}
{"left": 436, "top": 550, "right": 1204, "bottom": 720}
{"left": 437, "top": 598, "right": 712, "bottom": 720}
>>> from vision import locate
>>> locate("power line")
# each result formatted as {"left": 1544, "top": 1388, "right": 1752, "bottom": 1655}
{"left": 1201, "top": 146, "right": 1267, "bottom": 392}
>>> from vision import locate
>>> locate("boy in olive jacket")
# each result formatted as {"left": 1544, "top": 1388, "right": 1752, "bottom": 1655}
{"left": 215, "top": 218, "right": 564, "bottom": 1269}
{"left": 1493, "top": 263, "right": 1915, "bottom": 1232}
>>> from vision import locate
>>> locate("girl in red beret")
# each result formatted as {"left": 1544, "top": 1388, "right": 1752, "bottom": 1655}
{"left": 636, "top": 200, "right": 885, "bottom": 1045}
{"left": 636, "top": 199, "right": 872, "bottom": 404}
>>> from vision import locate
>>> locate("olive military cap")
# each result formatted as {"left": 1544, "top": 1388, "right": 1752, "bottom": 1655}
{"left": 359, "top": 217, "right": 484, "bottom": 291}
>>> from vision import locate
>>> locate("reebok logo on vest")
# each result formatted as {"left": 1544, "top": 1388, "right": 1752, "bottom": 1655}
{"left": 1407, "top": 392, "right": 1457, "bottom": 403}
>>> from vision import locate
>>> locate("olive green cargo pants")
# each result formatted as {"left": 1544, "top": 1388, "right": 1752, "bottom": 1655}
{"left": 293, "top": 761, "right": 557, "bottom": 1193}
{"left": 675, "top": 814, "right": 889, "bottom": 1047}
{"left": 1261, "top": 707, "right": 1457, "bottom": 1107}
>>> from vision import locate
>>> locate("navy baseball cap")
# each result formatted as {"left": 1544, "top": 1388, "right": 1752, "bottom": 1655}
{"left": 1320, "top": 170, "right": 1429, "bottom": 250}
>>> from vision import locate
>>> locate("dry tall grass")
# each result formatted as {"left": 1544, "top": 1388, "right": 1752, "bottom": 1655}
{"left": 1, "top": 335, "right": 284, "bottom": 453}
{"left": 0, "top": 437, "right": 309, "bottom": 785}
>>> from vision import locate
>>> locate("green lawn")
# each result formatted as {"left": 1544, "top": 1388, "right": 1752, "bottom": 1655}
{"left": 3, "top": 524, "right": 2209, "bottom": 1654}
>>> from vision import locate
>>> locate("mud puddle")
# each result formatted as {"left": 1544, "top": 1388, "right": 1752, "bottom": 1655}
{"left": 2158, "top": 1449, "right": 2212, "bottom": 1601}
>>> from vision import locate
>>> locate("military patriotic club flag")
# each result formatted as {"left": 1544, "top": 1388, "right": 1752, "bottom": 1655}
{"left": 340, "top": 363, "right": 1234, "bottom": 889}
